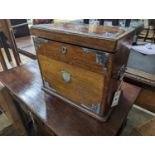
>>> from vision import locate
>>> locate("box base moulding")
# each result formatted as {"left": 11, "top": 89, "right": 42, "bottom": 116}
{"left": 42, "top": 87, "right": 112, "bottom": 122}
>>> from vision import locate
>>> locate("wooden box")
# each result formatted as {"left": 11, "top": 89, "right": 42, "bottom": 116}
{"left": 31, "top": 22, "right": 134, "bottom": 121}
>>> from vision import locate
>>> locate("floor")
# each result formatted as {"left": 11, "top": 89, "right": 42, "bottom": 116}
{"left": 122, "top": 105, "right": 155, "bottom": 135}
{"left": 0, "top": 48, "right": 155, "bottom": 136}
{"left": 0, "top": 113, "right": 13, "bottom": 132}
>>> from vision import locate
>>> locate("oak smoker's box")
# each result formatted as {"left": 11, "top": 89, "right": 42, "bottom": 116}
{"left": 31, "top": 22, "right": 134, "bottom": 121}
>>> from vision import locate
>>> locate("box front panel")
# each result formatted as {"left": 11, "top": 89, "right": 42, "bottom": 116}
{"left": 36, "top": 40, "right": 111, "bottom": 75}
{"left": 38, "top": 54, "right": 104, "bottom": 114}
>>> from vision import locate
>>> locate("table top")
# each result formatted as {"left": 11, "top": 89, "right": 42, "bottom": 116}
{"left": 0, "top": 61, "right": 140, "bottom": 135}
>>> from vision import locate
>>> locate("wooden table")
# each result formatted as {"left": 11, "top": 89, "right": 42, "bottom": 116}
{"left": 125, "top": 47, "right": 155, "bottom": 113}
{"left": 126, "top": 48, "right": 155, "bottom": 87}
{"left": 0, "top": 61, "right": 140, "bottom": 135}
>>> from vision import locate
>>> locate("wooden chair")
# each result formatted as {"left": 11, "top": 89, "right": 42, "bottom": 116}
{"left": 0, "top": 32, "right": 12, "bottom": 62}
{"left": 83, "top": 19, "right": 131, "bottom": 27}
{"left": 138, "top": 20, "right": 155, "bottom": 43}
{"left": 0, "top": 21, "right": 11, "bottom": 70}
{"left": 83, "top": 19, "right": 89, "bottom": 24}
{"left": 10, "top": 19, "right": 37, "bottom": 60}
{"left": 0, "top": 82, "right": 27, "bottom": 135}
{"left": 0, "top": 20, "right": 21, "bottom": 70}
{"left": 13, "top": 19, "right": 53, "bottom": 60}
{"left": 101, "top": 19, "right": 131, "bottom": 27}
{"left": 98, "top": 19, "right": 120, "bottom": 26}
{"left": 144, "top": 27, "right": 155, "bottom": 43}
{"left": 0, "top": 47, "right": 7, "bottom": 70}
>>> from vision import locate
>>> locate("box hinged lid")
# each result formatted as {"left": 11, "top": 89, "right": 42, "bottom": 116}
{"left": 31, "top": 22, "right": 135, "bottom": 53}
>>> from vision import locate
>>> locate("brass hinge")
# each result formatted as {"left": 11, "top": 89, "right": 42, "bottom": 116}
{"left": 96, "top": 52, "right": 109, "bottom": 72}
{"left": 112, "top": 65, "right": 126, "bottom": 80}
{"left": 33, "top": 37, "right": 49, "bottom": 50}
{"left": 82, "top": 48, "right": 110, "bottom": 72}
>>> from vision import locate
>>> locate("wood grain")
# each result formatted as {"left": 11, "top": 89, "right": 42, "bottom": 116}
{"left": 0, "top": 82, "right": 27, "bottom": 135}
{"left": 38, "top": 55, "right": 104, "bottom": 106}
{"left": 31, "top": 22, "right": 134, "bottom": 52}
{"left": 37, "top": 40, "right": 108, "bottom": 74}
{"left": 0, "top": 61, "right": 141, "bottom": 135}
{"left": 33, "top": 23, "right": 134, "bottom": 119}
